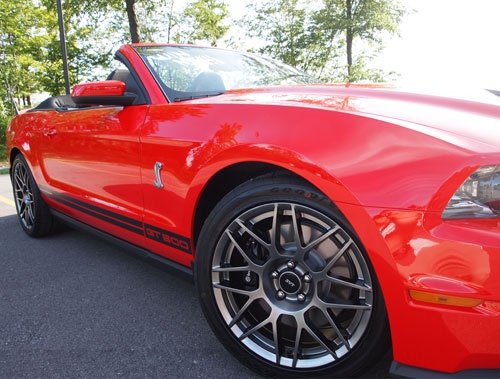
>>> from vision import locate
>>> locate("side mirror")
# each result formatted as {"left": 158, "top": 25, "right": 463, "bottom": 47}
{"left": 71, "top": 80, "right": 136, "bottom": 106}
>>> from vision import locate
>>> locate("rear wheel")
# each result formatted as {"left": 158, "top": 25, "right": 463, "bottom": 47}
{"left": 195, "top": 174, "right": 390, "bottom": 378}
{"left": 11, "top": 155, "right": 55, "bottom": 237}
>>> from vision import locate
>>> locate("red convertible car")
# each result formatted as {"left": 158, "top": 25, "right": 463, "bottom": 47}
{"left": 6, "top": 44, "right": 500, "bottom": 378}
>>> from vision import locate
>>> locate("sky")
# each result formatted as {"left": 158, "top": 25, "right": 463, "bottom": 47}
{"left": 370, "top": 0, "right": 500, "bottom": 90}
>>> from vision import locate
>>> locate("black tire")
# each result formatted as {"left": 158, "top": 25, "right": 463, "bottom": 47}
{"left": 11, "top": 155, "right": 55, "bottom": 237}
{"left": 195, "top": 173, "right": 390, "bottom": 378}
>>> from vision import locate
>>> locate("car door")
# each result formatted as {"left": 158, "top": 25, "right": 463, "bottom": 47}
{"left": 38, "top": 104, "right": 149, "bottom": 246}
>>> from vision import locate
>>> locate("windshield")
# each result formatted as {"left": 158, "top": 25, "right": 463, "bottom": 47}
{"left": 133, "top": 45, "right": 319, "bottom": 102}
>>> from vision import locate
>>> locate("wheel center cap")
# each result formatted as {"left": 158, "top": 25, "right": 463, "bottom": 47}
{"left": 279, "top": 272, "right": 301, "bottom": 294}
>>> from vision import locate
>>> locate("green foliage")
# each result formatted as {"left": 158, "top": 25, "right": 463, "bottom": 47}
{"left": 180, "top": 0, "right": 229, "bottom": 46}
{"left": 315, "top": 0, "right": 406, "bottom": 81}
{"left": 0, "top": 0, "right": 45, "bottom": 107}
{"left": 246, "top": 0, "right": 312, "bottom": 69}
{"left": 0, "top": 100, "right": 9, "bottom": 162}
{"left": 139, "top": 1, "right": 180, "bottom": 43}
{"left": 247, "top": 0, "right": 407, "bottom": 82}
{"left": 1, "top": 0, "right": 116, "bottom": 98}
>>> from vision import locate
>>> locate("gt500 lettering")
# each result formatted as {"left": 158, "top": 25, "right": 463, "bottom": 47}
{"left": 145, "top": 224, "right": 192, "bottom": 254}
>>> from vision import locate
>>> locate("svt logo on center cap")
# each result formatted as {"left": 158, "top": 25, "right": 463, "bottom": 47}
{"left": 279, "top": 272, "right": 301, "bottom": 294}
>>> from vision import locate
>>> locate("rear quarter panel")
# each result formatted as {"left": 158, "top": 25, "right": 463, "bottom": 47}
{"left": 7, "top": 110, "right": 57, "bottom": 184}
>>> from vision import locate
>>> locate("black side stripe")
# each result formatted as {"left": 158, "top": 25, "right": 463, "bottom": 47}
{"left": 40, "top": 185, "right": 192, "bottom": 254}
{"left": 41, "top": 186, "right": 144, "bottom": 235}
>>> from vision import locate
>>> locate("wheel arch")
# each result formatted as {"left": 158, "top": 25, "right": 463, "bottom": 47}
{"left": 10, "top": 147, "right": 22, "bottom": 162}
{"left": 193, "top": 161, "right": 291, "bottom": 247}
{"left": 191, "top": 159, "right": 363, "bottom": 251}
{"left": 9, "top": 147, "right": 23, "bottom": 175}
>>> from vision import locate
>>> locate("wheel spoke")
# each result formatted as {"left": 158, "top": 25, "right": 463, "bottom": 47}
{"left": 224, "top": 229, "right": 263, "bottom": 270}
{"left": 21, "top": 208, "right": 27, "bottom": 224}
{"left": 272, "top": 318, "right": 281, "bottom": 365}
{"left": 20, "top": 204, "right": 28, "bottom": 224}
{"left": 212, "top": 264, "right": 250, "bottom": 273}
{"left": 213, "top": 281, "right": 257, "bottom": 296}
{"left": 291, "top": 324, "right": 301, "bottom": 367}
{"left": 236, "top": 219, "right": 271, "bottom": 250}
{"left": 270, "top": 203, "right": 280, "bottom": 247}
{"left": 303, "top": 225, "right": 340, "bottom": 253}
{"left": 27, "top": 207, "right": 35, "bottom": 226}
{"left": 227, "top": 296, "right": 257, "bottom": 328}
{"left": 321, "top": 240, "right": 354, "bottom": 274}
{"left": 18, "top": 200, "right": 25, "bottom": 214}
{"left": 14, "top": 172, "right": 24, "bottom": 190}
{"left": 14, "top": 191, "right": 23, "bottom": 204}
{"left": 290, "top": 204, "right": 304, "bottom": 249}
{"left": 325, "top": 275, "right": 373, "bottom": 292}
{"left": 319, "top": 308, "right": 351, "bottom": 350}
{"left": 303, "top": 321, "right": 339, "bottom": 360}
{"left": 318, "top": 297, "right": 371, "bottom": 310}
{"left": 240, "top": 314, "right": 273, "bottom": 340}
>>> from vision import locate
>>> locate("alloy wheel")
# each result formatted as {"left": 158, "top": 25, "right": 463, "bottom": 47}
{"left": 210, "top": 202, "right": 373, "bottom": 368}
{"left": 13, "top": 161, "right": 36, "bottom": 230}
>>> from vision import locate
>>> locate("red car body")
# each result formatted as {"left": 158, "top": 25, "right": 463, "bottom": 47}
{"left": 6, "top": 44, "right": 500, "bottom": 378}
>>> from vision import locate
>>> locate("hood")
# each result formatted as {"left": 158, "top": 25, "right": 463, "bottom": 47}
{"left": 210, "top": 84, "right": 500, "bottom": 150}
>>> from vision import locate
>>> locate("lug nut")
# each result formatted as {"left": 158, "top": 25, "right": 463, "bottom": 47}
{"left": 297, "top": 293, "right": 306, "bottom": 303}
{"left": 303, "top": 273, "right": 312, "bottom": 283}
{"left": 276, "top": 290, "right": 286, "bottom": 300}
{"left": 287, "top": 260, "right": 296, "bottom": 269}
{"left": 271, "top": 271, "right": 279, "bottom": 279}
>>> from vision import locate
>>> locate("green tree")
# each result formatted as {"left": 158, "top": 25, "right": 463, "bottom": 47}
{"left": 137, "top": 1, "right": 182, "bottom": 43}
{"left": 36, "top": 0, "right": 114, "bottom": 94}
{"left": 64, "top": 0, "right": 138, "bottom": 42}
{"left": 246, "top": 0, "right": 406, "bottom": 82}
{"left": 66, "top": 0, "right": 178, "bottom": 44}
{"left": 246, "top": 0, "right": 312, "bottom": 69}
{"left": 0, "top": 99, "right": 9, "bottom": 161}
{"left": 181, "top": 0, "right": 229, "bottom": 46}
{"left": 314, "top": 0, "right": 406, "bottom": 81}
{"left": 0, "top": 0, "right": 40, "bottom": 161}
{"left": 0, "top": 0, "right": 46, "bottom": 109}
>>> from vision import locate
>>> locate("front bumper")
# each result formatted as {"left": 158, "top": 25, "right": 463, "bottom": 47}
{"left": 357, "top": 207, "right": 500, "bottom": 374}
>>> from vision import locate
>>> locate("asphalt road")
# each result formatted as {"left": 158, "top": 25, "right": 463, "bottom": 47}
{"left": 0, "top": 173, "right": 392, "bottom": 379}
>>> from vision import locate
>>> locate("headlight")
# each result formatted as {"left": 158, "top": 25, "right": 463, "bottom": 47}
{"left": 443, "top": 165, "right": 500, "bottom": 219}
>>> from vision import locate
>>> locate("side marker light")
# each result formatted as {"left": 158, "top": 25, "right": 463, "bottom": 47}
{"left": 409, "top": 290, "right": 483, "bottom": 308}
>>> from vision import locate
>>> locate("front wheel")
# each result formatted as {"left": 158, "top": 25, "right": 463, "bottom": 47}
{"left": 195, "top": 174, "right": 390, "bottom": 378}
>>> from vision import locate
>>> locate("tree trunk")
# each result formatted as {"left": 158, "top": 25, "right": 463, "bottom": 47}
{"left": 125, "top": 0, "right": 141, "bottom": 43}
{"left": 346, "top": 0, "right": 353, "bottom": 81}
